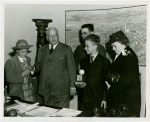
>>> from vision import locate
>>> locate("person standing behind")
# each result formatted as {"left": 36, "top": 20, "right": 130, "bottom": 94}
{"left": 5, "top": 39, "right": 35, "bottom": 102}
{"left": 74, "top": 24, "right": 106, "bottom": 71}
{"left": 106, "top": 30, "right": 141, "bottom": 117}
{"left": 34, "top": 27, "right": 76, "bottom": 108}
{"left": 76, "top": 34, "right": 110, "bottom": 111}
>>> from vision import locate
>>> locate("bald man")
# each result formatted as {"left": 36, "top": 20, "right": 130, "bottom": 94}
{"left": 35, "top": 27, "right": 76, "bottom": 108}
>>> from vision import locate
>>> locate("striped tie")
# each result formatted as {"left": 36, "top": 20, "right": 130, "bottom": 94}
{"left": 50, "top": 45, "right": 53, "bottom": 54}
{"left": 90, "top": 56, "right": 94, "bottom": 63}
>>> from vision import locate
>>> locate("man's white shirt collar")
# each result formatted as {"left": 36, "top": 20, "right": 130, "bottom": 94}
{"left": 18, "top": 56, "right": 26, "bottom": 62}
{"left": 49, "top": 42, "right": 59, "bottom": 49}
{"left": 91, "top": 52, "right": 98, "bottom": 61}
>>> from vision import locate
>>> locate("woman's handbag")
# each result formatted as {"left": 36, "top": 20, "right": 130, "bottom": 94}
{"left": 106, "top": 70, "right": 120, "bottom": 84}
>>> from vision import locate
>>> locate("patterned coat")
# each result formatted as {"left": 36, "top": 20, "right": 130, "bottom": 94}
{"left": 5, "top": 54, "right": 32, "bottom": 99}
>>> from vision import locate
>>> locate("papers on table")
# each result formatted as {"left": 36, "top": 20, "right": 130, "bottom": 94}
{"left": 6, "top": 101, "right": 82, "bottom": 117}
{"left": 25, "top": 106, "right": 59, "bottom": 117}
{"left": 4, "top": 95, "right": 11, "bottom": 103}
{"left": 6, "top": 103, "right": 39, "bottom": 113}
{"left": 50, "top": 108, "right": 82, "bottom": 117}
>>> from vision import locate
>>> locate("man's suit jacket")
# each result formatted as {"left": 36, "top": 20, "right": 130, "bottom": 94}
{"left": 108, "top": 46, "right": 141, "bottom": 116}
{"left": 74, "top": 44, "right": 106, "bottom": 69}
{"left": 5, "top": 54, "right": 32, "bottom": 99}
{"left": 35, "top": 42, "right": 76, "bottom": 96}
{"left": 80, "top": 54, "right": 109, "bottom": 107}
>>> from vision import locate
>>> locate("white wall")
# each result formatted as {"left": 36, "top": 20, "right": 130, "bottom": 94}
{"left": 4, "top": 3, "right": 147, "bottom": 65}
{"left": 139, "top": 66, "right": 146, "bottom": 117}
{"left": 4, "top": 3, "right": 146, "bottom": 116}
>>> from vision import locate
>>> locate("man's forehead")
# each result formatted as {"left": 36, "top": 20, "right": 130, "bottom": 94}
{"left": 85, "top": 39, "right": 94, "bottom": 44}
{"left": 47, "top": 29, "right": 58, "bottom": 35}
{"left": 81, "top": 28, "right": 90, "bottom": 33}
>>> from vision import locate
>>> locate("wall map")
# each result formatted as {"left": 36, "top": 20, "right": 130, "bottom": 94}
{"left": 66, "top": 5, "right": 147, "bottom": 65}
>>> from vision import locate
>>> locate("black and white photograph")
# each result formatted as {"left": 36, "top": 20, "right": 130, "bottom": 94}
{"left": 1, "top": 0, "right": 150, "bottom": 121}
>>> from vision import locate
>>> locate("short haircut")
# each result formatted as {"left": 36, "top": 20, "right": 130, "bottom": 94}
{"left": 84, "top": 34, "right": 100, "bottom": 46}
{"left": 46, "top": 27, "right": 59, "bottom": 36}
{"left": 81, "top": 24, "right": 94, "bottom": 32}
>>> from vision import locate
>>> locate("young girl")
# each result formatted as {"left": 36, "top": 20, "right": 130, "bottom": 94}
{"left": 5, "top": 39, "right": 35, "bottom": 102}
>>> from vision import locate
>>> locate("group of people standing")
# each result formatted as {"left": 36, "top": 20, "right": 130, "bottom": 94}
{"left": 5, "top": 24, "right": 141, "bottom": 117}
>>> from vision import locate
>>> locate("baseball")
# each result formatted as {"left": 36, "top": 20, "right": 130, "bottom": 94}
{"left": 79, "top": 69, "right": 85, "bottom": 75}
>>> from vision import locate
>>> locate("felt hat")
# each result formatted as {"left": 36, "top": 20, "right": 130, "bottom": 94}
{"left": 109, "top": 30, "right": 128, "bottom": 45}
{"left": 11, "top": 39, "right": 33, "bottom": 49}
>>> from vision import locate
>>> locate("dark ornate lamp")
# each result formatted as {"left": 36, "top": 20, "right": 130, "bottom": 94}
{"left": 32, "top": 19, "right": 53, "bottom": 60}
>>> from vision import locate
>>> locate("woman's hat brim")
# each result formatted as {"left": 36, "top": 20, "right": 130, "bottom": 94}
{"left": 108, "top": 30, "right": 127, "bottom": 45}
{"left": 11, "top": 45, "right": 33, "bottom": 49}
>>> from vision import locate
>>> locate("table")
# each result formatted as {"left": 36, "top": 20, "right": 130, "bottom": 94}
{"left": 5, "top": 96, "right": 93, "bottom": 117}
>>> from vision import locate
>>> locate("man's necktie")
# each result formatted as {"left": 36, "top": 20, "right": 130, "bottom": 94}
{"left": 50, "top": 45, "right": 53, "bottom": 54}
{"left": 90, "top": 56, "right": 94, "bottom": 63}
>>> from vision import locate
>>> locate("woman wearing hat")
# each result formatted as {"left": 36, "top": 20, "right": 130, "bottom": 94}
{"left": 5, "top": 39, "right": 35, "bottom": 102}
{"left": 106, "top": 30, "right": 141, "bottom": 117}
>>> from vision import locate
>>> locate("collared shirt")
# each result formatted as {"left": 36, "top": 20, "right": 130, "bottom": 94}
{"left": 91, "top": 52, "right": 98, "bottom": 62}
{"left": 18, "top": 55, "right": 35, "bottom": 74}
{"left": 114, "top": 54, "right": 120, "bottom": 61}
{"left": 18, "top": 55, "right": 26, "bottom": 62}
{"left": 49, "top": 42, "right": 59, "bottom": 50}
{"left": 114, "top": 47, "right": 126, "bottom": 61}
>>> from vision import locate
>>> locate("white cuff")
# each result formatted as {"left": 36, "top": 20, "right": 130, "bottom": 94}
{"left": 70, "top": 87, "right": 76, "bottom": 89}
{"left": 31, "top": 66, "right": 35, "bottom": 75}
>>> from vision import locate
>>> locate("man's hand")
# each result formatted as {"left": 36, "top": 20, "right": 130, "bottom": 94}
{"left": 101, "top": 101, "right": 107, "bottom": 109}
{"left": 27, "top": 66, "right": 35, "bottom": 75}
{"left": 22, "top": 70, "right": 31, "bottom": 77}
{"left": 105, "top": 81, "right": 111, "bottom": 90}
{"left": 75, "top": 82, "right": 86, "bottom": 88}
{"left": 70, "top": 88, "right": 76, "bottom": 96}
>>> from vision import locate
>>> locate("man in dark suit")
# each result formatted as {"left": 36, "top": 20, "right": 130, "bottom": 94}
{"left": 74, "top": 24, "right": 106, "bottom": 110}
{"left": 106, "top": 30, "right": 141, "bottom": 117}
{"left": 74, "top": 24, "right": 106, "bottom": 71}
{"left": 35, "top": 27, "right": 76, "bottom": 108}
{"left": 76, "top": 34, "right": 110, "bottom": 111}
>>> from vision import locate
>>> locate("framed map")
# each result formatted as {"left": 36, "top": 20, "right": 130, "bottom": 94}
{"left": 65, "top": 5, "right": 147, "bottom": 66}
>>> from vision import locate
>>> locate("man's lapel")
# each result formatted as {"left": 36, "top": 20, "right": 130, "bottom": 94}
{"left": 44, "top": 44, "right": 50, "bottom": 61}
{"left": 53, "top": 42, "right": 61, "bottom": 58}
{"left": 51, "top": 42, "right": 62, "bottom": 66}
